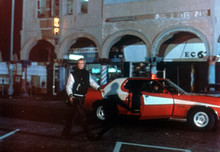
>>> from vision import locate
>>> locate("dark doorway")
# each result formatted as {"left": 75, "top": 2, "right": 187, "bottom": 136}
{"left": 29, "top": 40, "right": 56, "bottom": 62}
{"left": 164, "top": 62, "right": 208, "bottom": 93}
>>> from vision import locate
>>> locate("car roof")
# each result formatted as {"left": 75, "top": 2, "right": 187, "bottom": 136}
{"left": 126, "top": 77, "right": 167, "bottom": 81}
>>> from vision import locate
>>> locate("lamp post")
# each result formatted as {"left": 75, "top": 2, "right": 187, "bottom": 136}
{"left": 8, "top": 0, "right": 15, "bottom": 97}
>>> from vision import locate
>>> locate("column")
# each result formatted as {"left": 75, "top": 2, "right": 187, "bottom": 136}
{"left": 101, "top": 64, "right": 108, "bottom": 86}
{"left": 20, "top": 60, "right": 31, "bottom": 97}
{"left": 207, "top": 56, "right": 218, "bottom": 85}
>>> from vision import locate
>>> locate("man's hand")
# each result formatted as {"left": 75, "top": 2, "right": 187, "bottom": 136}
{"left": 69, "top": 97, "right": 74, "bottom": 103}
{"left": 99, "top": 88, "right": 105, "bottom": 94}
{"left": 100, "top": 89, "right": 104, "bottom": 93}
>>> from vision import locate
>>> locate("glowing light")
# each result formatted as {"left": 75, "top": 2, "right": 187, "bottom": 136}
{"left": 108, "top": 68, "right": 121, "bottom": 73}
{"left": 69, "top": 54, "right": 84, "bottom": 60}
{"left": 54, "top": 17, "right": 60, "bottom": 37}
{"left": 54, "top": 17, "right": 59, "bottom": 27}
{"left": 151, "top": 74, "right": 156, "bottom": 79}
{"left": 108, "top": 68, "right": 116, "bottom": 73}
{"left": 92, "top": 68, "right": 100, "bottom": 74}
{"left": 54, "top": 28, "right": 59, "bottom": 36}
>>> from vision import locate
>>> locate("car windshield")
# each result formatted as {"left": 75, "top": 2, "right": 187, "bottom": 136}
{"left": 158, "top": 80, "right": 187, "bottom": 95}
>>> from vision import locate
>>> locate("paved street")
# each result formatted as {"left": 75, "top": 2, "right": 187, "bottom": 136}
{"left": 0, "top": 97, "right": 220, "bottom": 152}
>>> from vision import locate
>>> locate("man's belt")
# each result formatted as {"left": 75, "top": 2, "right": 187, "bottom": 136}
{"left": 73, "top": 93, "right": 85, "bottom": 98}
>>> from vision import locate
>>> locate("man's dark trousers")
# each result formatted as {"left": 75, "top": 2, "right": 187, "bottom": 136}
{"left": 62, "top": 96, "right": 91, "bottom": 137}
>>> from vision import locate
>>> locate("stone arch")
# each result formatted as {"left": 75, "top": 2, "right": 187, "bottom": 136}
{"left": 20, "top": 37, "right": 55, "bottom": 60}
{"left": 101, "top": 30, "right": 151, "bottom": 58}
{"left": 151, "top": 26, "right": 211, "bottom": 57}
{"left": 20, "top": 37, "right": 40, "bottom": 60}
{"left": 58, "top": 33, "right": 101, "bottom": 59}
{"left": 29, "top": 40, "right": 56, "bottom": 62}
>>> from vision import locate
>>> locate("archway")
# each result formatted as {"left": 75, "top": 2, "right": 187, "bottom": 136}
{"left": 67, "top": 37, "right": 98, "bottom": 62}
{"left": 102, "top": 31, "right": 151, "bottom": 77}
{"left": 109, "top": 35, "right": 146, "bottom": 62}
{"left": 152, "top": 27, "right": 210, "bottom": 92}
{"left": 152, "top": 27, "right": 210, "bottom": 57}
{"left": 102, "top": 30, "right": 151, "bottom": 59}
{"left": 59, "top": 33, "right": 101, "bottom": 59}
{"left": 157, "top": 32, "right": 207, "bottom": 61}
{"left": 29, "top": 40, "right": 56, "bottom": 62}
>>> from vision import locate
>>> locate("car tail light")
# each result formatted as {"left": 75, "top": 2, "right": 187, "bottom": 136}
{"left": 151, "top": 74, "right": 156, "bottom": 79}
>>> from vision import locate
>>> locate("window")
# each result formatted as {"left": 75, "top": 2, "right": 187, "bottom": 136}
{"left": 67, "top": 0, "right": 73, "bottom": 15}
{"left": 38, "top": 0, "right": 51, "bottom": 18}
{"left": 80, "top": 0, "right": 89, "bottom": 14}
{"left": 145, "top": 81, "right": 163, "bottom": 93}
{"left": 125, "top": 80, "right": 163, "bottom": 94}
{"left": 53, "top": 0, "right": 59, "bottom": 17}
{"left": 37, "top": 0, "right": 60, "bottom": 17}
{"left": 158, "top": 80, "right": 187, "bottom": 94}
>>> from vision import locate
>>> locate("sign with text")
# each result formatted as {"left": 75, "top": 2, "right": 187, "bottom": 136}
{"left": 164, "top": 42, "right": 207, "bottom": 61}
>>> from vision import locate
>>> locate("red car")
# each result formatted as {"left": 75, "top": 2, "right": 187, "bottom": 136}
{"left": 85, "top": 77, "right": 220, "bottom": 131}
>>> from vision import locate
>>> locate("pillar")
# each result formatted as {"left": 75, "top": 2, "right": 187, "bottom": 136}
{"left": 207, "top": 56, "right": 218, "bottom": 85}
{"left": 20, "top": 60, "right": 31, "bottom": 97}
{"left": 101, "top": 64, "right": 108, "bottom": 86}
{"left": 58, "top": 65, "right": 65, "bottom": 91}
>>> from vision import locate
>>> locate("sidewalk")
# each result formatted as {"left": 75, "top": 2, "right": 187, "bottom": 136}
{"left": 0, "top": 91, "right": 66, "bottom": 101}
{"left": 0, "top": 93, "right": 98, "bottom": 125}
{"left": 0, "top": 94, "right": 71, "bottom": 124}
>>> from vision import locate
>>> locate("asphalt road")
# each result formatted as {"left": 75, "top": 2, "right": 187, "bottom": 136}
{"left": 0, "top": 97, "right": 220, "bottom": 152}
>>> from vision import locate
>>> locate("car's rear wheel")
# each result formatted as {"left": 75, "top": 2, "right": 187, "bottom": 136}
{"left": 94, "top": 103, "right": 105, "bottom": 121}
{"left": 187, "top": 109, "right": 215, "bottom": 131}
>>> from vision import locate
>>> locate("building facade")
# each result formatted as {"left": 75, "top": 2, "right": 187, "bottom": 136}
{"left": 20, "top": 0, "right": 220, "bottom": 59}
{"left": 18, "top": 0, "right": 220, "bottom": 93}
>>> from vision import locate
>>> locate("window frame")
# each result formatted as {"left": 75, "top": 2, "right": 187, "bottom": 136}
{"left": 66, "top": 0, "right": 73, "bottom": 15}
{"left": 37, "top": 0, "right": 52, "bottom": 18}
{"left": 79, "top": 0, "right": 89, "bottom": 14}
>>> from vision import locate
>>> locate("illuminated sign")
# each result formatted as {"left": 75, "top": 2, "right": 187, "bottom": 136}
{"left": 54, "top": 17, "right": 59, "bottom": 27}
{"left": 54, "top": 17, "right": 59, "bottom": 37}
{"left": 69, "top": 54, "right": 84, "bottom": 60}
{"left": 68, "top": 47, "right": 98, "bottom": 62}
{"left": 92, "top": 68, "right": 100, "bottom": 74}
{"left": 54, "top": 28, "right": 59, "bottom": 37}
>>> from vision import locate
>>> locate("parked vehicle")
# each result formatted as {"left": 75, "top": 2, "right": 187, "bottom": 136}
{"left": 85, "top": 77, "right": 220, "bottom": 131}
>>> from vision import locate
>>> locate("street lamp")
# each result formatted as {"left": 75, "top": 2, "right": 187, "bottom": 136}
{"left": 8, "top": 0, "right": 15, "bottom": 97}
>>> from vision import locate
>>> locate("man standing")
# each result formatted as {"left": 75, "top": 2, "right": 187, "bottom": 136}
{"left": 62, "top": 58, "right": 103, "bottom": 140}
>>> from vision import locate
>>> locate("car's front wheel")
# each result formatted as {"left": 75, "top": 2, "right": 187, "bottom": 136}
{"left": 187, "top": 109, "right": 215, "bottom": 131}
{"left": 94, "top": 103, "right": 105, "bottom": 121}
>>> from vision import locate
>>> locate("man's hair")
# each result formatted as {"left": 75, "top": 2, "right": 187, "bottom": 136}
{"left": 77, "top": 58, "right": 86, "bottom": 64}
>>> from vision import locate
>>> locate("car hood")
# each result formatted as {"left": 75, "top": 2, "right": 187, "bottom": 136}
{"left": 190, "top": 93, "right": 220, "bottom": 98}
{"left": 173, "top": 93, "right": 220, "bottom": 107}
{"left": 185, "top": 93, "right": 220, "bottom": 106}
